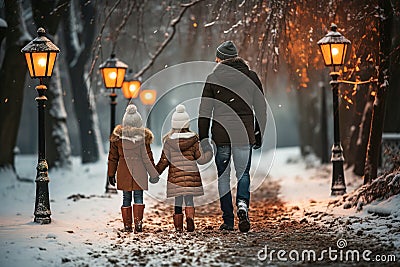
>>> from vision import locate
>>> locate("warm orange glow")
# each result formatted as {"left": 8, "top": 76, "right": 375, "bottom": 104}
{"left": 24, "top": 52, "right": 58, "bottom": 78}
{"left": 140, "top": 89, "right": 157, "bottom": 105}
{"left": 108, "top": 71, "right": 117, "bottom": 80}
{"left": 319, "top": 43, "right": 347, "bottom": 66}
{"left": 122, "top": 80, "right": 141, "bottom": 99}
{"left": 32, "top": 53, "right": 48, "bottom": 76}
{"left": 25, "top": 53, "right": 34, "bottom": 77}
{"left": 101, "top": 68, "right": 126, "bottom": 89}
{"left": 343, "top": 95, "right": 353, "bottom": 105}
{"left": 38, "top": 57, "right": 47, "bottom": 67}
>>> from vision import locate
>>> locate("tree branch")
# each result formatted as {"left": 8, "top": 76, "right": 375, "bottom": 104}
{"left": 87, "top": 0, "right": 122, "bottom": 79}
{"left": 111, "top": 1, "right": 137, "bottom": 54}
{"left": 133, "top": 0, "right": 205, "bottom": 79}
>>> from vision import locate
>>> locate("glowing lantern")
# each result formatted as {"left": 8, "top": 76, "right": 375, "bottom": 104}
{"left": 99, "top": 54, "right": 128, "bottom": 89}
{"left": 122, "top": 80, "right": 141, "bottom": 99}
{"left": 140, "top": 89, "right": 157, "bottom": 105}
{"left": 317, "top": 24, "right": 351, "bottom": 67}
{"left": 21, "top": 28, "right": 59, "bottom": 79}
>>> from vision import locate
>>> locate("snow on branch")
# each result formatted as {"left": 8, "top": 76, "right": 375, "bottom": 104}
{"left": 223, "top": 20, "right": 243, "bottom": 34}
{"left": 204, "top": 21, "right": 215, "bottom": 27}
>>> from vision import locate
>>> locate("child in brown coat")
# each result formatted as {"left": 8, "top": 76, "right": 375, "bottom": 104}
{"left": 108, "top": 104, "right": 160, "bottom": 232}
{"left": 156, "top": 104, "right": 213, "bottom": 232}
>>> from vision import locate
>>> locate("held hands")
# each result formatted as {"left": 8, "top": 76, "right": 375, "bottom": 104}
{"left": 149, "top": 176, "right": 160, "bottom": 184}
{"left": 200, "top": 138, "right": 213, "bottom": 153}
{"left": 108, "top": 176, "right": 116, "bottom": 186}
{"left": 197, "top": 139, "right": 214, "bottom": 165}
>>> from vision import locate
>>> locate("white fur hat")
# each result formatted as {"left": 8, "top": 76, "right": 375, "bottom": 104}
{"left": 171, "top": 104, "right": 190, "bottom": 129}
{"left": 122, "top": 104, "right": 143, "bottom": 128}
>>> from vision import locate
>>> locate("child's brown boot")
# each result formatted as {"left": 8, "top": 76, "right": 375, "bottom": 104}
{"left": 173, "top": 214, "right": 184, "bottom": 232}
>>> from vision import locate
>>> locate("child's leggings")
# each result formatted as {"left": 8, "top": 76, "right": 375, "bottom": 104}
{"left": 122, "top": 190, "right": 143, "bottom": 207}
{"left": 174, "top": 195, "right": 194, "bottom": 214}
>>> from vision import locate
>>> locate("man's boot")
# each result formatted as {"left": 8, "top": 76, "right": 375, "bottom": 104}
{"left": 185, "top": 207, "right": 195, "bottom": 232}
{"left": 133, "top": 204, "right": 145, "bottom": 233}
{"left": 121, "top": 206, "right": 133, "bottom": 232}
{"left": 237, "top": 200, "right": 250, "bottom": 232}
{"left": 173, "top": 214, "right": 184, "bottom": 232}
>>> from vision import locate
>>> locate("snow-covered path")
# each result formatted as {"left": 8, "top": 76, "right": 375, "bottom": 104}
{"left": 1, "top": 148, "right": 399, "bottom": 266}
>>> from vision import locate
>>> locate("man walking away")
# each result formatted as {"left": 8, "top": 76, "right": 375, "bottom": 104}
{"left": 198, "top": 41, "right": 267, "bottom": 232}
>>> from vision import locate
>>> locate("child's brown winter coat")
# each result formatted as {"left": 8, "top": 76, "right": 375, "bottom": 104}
{"left": 156, "top": 132, "right": 212, "bottom": 198}
{"left": 108, "top": 125, "right": 159, "bottom": 191}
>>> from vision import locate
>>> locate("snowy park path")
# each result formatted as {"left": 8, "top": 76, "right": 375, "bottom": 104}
{"left": 1, "top": 148, "right": 399, "bottom": 266}
{"left": 64, "top": 177, "right": 397, "bottom": 266}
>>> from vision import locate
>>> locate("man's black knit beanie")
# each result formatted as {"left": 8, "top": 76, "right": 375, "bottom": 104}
{"left": 216, "top": 41, "right": 238, "bottom": 60}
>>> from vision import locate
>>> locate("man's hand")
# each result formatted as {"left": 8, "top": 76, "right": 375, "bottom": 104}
{"left": 108, "top": 176, "right": 116, "bottom": 186}
{"left": 253, "top": 131, "right": 262, "bottom": 150}
{"left": 200, "top": 138, "right": 213, "bottom": 153}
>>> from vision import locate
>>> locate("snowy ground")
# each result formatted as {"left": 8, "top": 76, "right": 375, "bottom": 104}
{"left": 0, "top": 147, "right": 398, "bottom": 266}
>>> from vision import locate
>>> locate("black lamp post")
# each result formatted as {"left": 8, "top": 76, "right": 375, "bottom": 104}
{"left": 21, "top": 28, "right": 60, "bottom": 224}
{"left": 317, "top": 23, "right": 351, "bottom": 196}
{"left": 99, "top": 54, "right": 128, "bottom": 193}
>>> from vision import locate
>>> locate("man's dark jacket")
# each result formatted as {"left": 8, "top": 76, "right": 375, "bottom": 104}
{"left": 198, "top": 57, "right": 266, "bottom": 146}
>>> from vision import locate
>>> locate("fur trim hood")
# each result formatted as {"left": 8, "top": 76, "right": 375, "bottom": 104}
{"left": 110, "top": 124, "right": 154, "bottom": 144}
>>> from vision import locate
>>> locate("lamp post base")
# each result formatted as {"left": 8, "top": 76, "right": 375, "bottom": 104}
{"left": 331, "top": 187, "right": 346, "bottom": 196}
{"left": 331, "top": 173, "right": 347, "bottom": 196}
{"left": 330, "top": 144, "right": 346, "bottom": 196}
{"left": 34, "top": 159, "right": 51, "bottom": 224}
{"left": 34, "top": 216, "right": 51, "bottom": 224}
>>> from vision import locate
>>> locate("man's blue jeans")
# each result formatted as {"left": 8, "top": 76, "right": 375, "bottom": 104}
{"left": 122, "top": 190, "right": 144, "bottom": 207}
{"left": 215, "top": 145, "right": 252, "bottom": 226}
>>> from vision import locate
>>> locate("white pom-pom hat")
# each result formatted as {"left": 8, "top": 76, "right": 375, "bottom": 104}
{"left": 122, "top": 104, "right": 143, "bottom": 128}
{"left": 171, "top": 104, "right": 190, "bottom": 129}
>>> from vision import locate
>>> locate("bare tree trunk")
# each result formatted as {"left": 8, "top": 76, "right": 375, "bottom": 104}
{"left": 63, "top": 0, "right": 103, "bottom": 163}
{"left": 385, "top": 71, "right": 400, "bottom": 132}
{"left": 363, "top": 1, "right": 392, "bottom": 184}
{"left": 0, "top": 0, "right": 31, "bottom": 168}
{"left": 45, "top": 58, "right": 72, "bottom": 167}
{"left": 320, "top": 81, "right": 329, "bottom": 164}
{"left": 31, "top": 0, "right": 71, "bottom": 168}
{"left": 354, "top": 92, "right": 374, "bottom": 176}
{"left": 296, "top": 89, "right": 316, "bottom": 157}
{"left": 384, "top": 13, "right": 400, "bottom": 133}
{"left": 0, "top": 18, "right": 7, "bottom": 44}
